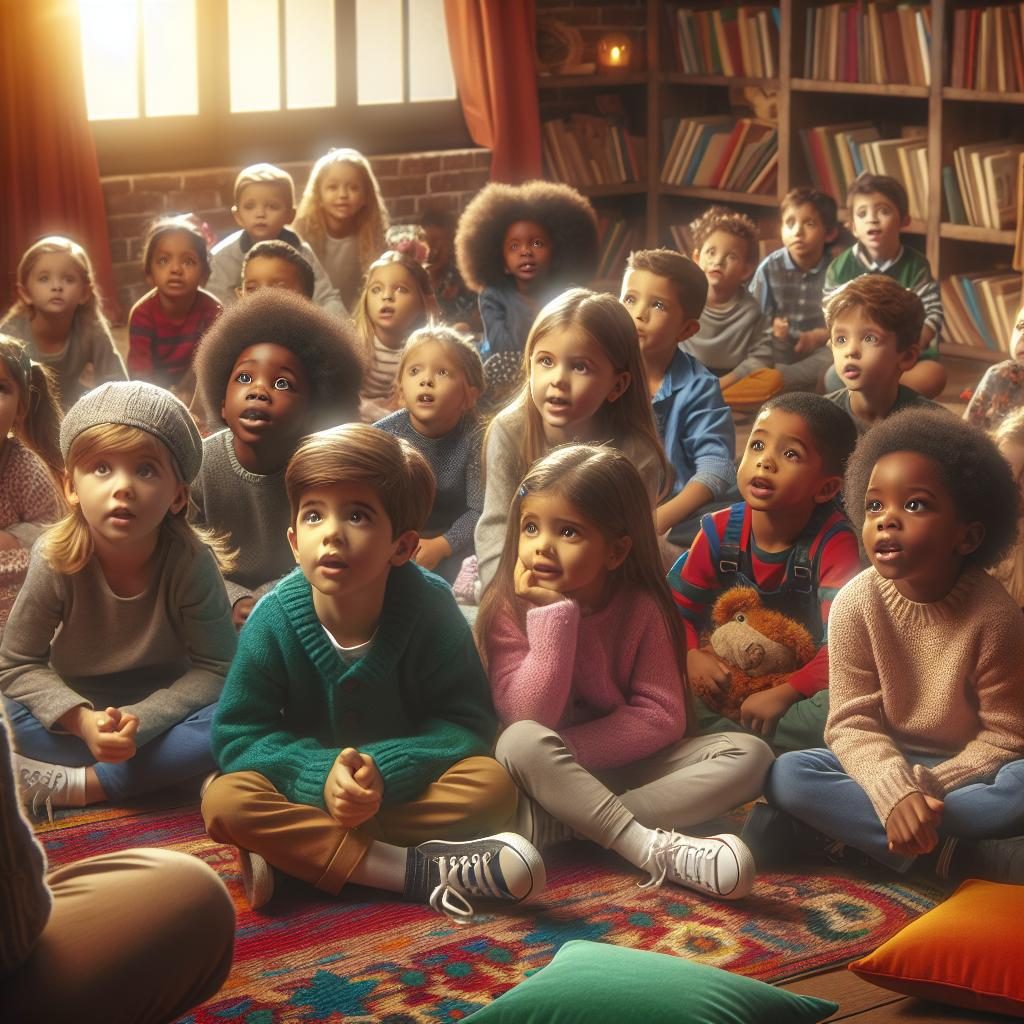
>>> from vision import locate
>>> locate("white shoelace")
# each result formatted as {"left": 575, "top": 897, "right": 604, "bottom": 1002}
{"left": 428, "top": 852, "right": 503, "bottom": 924}
{"left": 18, "top": 766, "right": 67, "bottom": 824}
{"left": 638, "top": 830, "right": 716, "bottom": 892}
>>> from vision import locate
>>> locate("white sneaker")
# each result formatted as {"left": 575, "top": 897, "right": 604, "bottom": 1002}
{"left": 15, "top": 755, "right": 84, "bottom": 823}
{"left": 237, "top": 846, "right": 274, "bottom": 910}
{"left": 640, "top": 829, "right": 755, "bottom": 900}
{"left": 406, "top": 832, "right": 546, "bottom": 924}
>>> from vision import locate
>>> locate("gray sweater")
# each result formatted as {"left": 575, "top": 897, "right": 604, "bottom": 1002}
{"left": 475, "top": 405, "right": 664, "bottom": 590}
{"left": 0, "top": 528, "right": 236, "bottom": 746}
{"left": 206, "top": 229, "right": 348, "bottom": 318}
{"left": 681, "top": 290, "right": 774, "bottom": 380}
{"left": 190, "top": 429, "right": 295, "bottom": 605}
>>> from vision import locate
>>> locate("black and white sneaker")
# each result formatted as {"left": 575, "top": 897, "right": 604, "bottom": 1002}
{"left": 405, "top": 832, "right": 546, "bottom": 923}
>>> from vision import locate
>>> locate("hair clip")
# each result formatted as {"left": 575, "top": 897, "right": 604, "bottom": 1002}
{"left": 518, "top": 484, "right": 528, "bottom": 498}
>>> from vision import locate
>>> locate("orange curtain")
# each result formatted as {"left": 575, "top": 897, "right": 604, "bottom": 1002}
{"left": 443, "top": 0, "right": 543, "bottom": 183}
{"left": 1, "top": 1, "right": 119, "bottom": 320}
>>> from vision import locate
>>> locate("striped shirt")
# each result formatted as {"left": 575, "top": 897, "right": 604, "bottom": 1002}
{"left": 362, "top": 336, "right": 404, "bottom": 402}
{"left": 128, "top": 288, "right": 221, "bottom": 389}
{"left": 668, "top": 502, "right": 862, "bottom": 697}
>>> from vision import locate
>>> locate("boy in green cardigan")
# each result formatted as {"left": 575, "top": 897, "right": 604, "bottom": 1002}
{"left": 202, "top": 425, "right": 544, "bottom": 919}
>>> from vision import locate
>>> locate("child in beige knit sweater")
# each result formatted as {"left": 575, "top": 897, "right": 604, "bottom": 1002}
{"left": 743, "top": 409, "right": 1024, "bottom": 885}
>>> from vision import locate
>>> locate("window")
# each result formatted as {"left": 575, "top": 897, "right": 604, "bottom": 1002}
{"left": 80, "top": 0, "right": 467, "bottom": 175}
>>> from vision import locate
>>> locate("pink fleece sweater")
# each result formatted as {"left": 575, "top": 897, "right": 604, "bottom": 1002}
{"left": 485, "top": 589, "right": 686, "bottom": 771}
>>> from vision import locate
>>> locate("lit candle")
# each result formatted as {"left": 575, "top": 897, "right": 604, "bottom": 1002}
{"left": 597, "top": 33, "right": 631, "bottom": 71}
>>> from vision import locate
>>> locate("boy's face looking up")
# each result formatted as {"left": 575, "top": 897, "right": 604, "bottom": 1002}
{"left": 862, "top": 450, "right": 982, "bottom": 603}
{"left": 829, "top": 304, "right": 917, "bottom": 400}
{"left": 696, "top": 230, "right": 752, "bottom": 305}
{"left": 850, "top": 191, "right": 906, "bottom": 263}
{"left": 233, "top": 183, "right": 295, "bottom": 243}
{"left": 737, "top": 407, "right": 840, "bottom": 513}
{"left": 221, "top": 342, "right": 311, "bottom": 452}
{"left": 781, "top": 202, "right": 834, "bottom": 271}
{"left": 619, "top": 268, "right": 700, "bottom": 362}
{"left": 288, "top": 480, "right": 416, "bottom": 607}
{"left": 239, "top": 255, "right": 308, "bottom": 299}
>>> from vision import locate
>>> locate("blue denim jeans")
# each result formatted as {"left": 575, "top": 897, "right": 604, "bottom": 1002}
{"left": 4, "top": 697, "right": 217, "bottom": 801}
{"left": 765, "top": 747, "right": 1024, "bottom": 872}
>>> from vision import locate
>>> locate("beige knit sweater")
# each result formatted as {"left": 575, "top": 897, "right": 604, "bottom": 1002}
{"left": 825, "top": 566, "right": 1024, "bottom": 825}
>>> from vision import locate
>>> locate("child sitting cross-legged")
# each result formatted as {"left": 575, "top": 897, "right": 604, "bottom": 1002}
{"left": 684, "top": 207, "right": 782, "bottom": 412}
{"left": 745, "top": 410, "right": 1024, "bottom": 885}
{"left": 201, "top": 425, "right": 545, "bottom": 918}
{"left": 619, "top": 248, "right": 736, "bottom": 543}
{"left": 669, "top": 394, "right": 862, "bottom": 753}
{"left": 477, "top": 445, "right": 773, "bottom": 901}
{"left": 190, "top": 289, "right": 362, "bottom": 628}
{"left": 825, "top": 274, "right": 944, "bottom": 435}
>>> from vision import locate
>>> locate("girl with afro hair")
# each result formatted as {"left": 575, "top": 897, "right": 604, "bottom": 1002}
{"left": 746, "top": 408, "right": 1024, "bottom": 886}
{"left": 190, "top": 289, "right": 362, "bottom": 627}
{"left": 455, "top": 180, "right": 599, "bottom": 360}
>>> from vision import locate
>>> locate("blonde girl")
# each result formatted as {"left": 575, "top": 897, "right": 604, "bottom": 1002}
{"left": 1, "top": 236, "right": 127, "bottom": 412}
{"left": 0, "top": 336, "right": 65, "bottom": 628}
{"left": 474, "top": 287, "right": 670, "bottom": 589}
{"left": 355, "top": 251, "right": 439, "bottom": 423}
{"left": 477, "top": 445, "right": 773, "bottom": 900}
{"left": 293, "top": 148, "right": 388, "bottom": 310}
{"left": 0, "top": 381, "right": 236, "bottom": 815}
{"left": 375, "top": 325, "right": 484, "bottom": 580}
{"left": 991, "top": 407, "right": 1024, "bottom": 605}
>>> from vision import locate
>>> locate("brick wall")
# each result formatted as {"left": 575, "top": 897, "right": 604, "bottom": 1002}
{"left": 103, "top": 148, "right": 491, "bottom": 320}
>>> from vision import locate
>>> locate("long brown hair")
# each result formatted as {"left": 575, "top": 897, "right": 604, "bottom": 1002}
{"left": 482, "top": 288, "right": 670, "bottom": 496}
{"left": 475, "top": 443, "right": 693, "bottom": 731}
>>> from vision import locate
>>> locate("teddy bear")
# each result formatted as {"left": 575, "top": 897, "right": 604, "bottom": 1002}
{"left": 693, "top": 586, "right": 817, "bottom": 722}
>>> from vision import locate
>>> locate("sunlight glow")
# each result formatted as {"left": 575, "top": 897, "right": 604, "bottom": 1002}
{"left": 356, "top": 0, "right": 403, "bottom": 105}
{"left": 228, "top": 0, "right": 281, "bottom": 112}
{"left": 80, "top": 0, "right": 139, "bottom": 120}
{"left": 285, "top": 0, "right": 336, "bottom": 109}
{"left": 143, "top": 0, "right": 198, "bottom": 117}
{"left": 409, "top": 0, "right": 456, "bottom": 102}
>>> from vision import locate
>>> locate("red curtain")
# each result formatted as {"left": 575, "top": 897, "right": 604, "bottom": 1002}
{"left": 1, "top": 1, "right": 118, "bottom": 320}
{"left": 444, "top": 0, "right": 543, "bottom": 183}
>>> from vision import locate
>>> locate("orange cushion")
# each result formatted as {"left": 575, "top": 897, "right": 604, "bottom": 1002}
{"left": 848, "top": 879, "right": 1024, "bottom": 1017}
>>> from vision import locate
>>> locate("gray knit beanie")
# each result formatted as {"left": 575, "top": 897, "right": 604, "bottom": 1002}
{"left": 59, "top": 381, "right": 203, "bottom": 483}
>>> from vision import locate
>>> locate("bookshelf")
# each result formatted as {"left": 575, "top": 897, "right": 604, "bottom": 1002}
{"left": 536, "top": 0, "right": 1024, "bottom": 363}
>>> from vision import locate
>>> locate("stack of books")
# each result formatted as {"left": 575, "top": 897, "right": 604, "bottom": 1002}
{"left": 942, "top": 272, "right": 1022, "bottom": 352}
{"left": 950, "top": 5, "right": 1024, "bottom": 91}
{"left": 668, "top": 5, "right": 781, "bottom": 77}
{"left": 542, "top": 115, "right": 644, "bottom": 188}
{"left": 799, "top": 122, "right": 929, "bottom": 218}
{"left": 803, "top": 3, "right": 932, "bottom": 86}
{"left": 661, "top": 116, "right": 778, "bottom": 194}
{"left": 947, "top": 140, "right": 1024, "bottom": 230}
{"left": 596, "top": 217, "right": 642, "bottom": 281}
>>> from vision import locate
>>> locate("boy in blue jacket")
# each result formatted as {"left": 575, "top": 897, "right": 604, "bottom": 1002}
{"left": 202, "top": 425, "right": 544, "bottom": 919}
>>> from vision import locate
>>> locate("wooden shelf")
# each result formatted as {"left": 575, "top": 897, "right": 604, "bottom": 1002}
{"left": 943, "top": 87, "right": 1024, "bottom": 105}
{"left": 538, "top": 72, "right": 648, "bottom": 90}
{"left": 576, "top": 183, "right": 647, "bottom": 198}
{"left": 661, "top": 72, "right": 779, "bottom": 88}
{"left": 791, "top": 78, "right": 929, "bottom": 98}
{"left": 939, "top": 342, "right": 1008, "bottom": 364}
{"left": 940, "top": 223, "right": 1016, "bottom": 245}
{"left": 660, "top": 185, "right": 779, "bottom": 207}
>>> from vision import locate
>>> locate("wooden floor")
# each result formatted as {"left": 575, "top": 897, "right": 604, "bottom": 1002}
{"left": 779, "top": 966, "right": 1016, "bottom": 1022}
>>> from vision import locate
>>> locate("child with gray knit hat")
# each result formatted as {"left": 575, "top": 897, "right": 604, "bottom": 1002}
{"left": 0, "top": 379, "right": 238, "bottom": 817}
{"left": 190, "top": 289, "right": 362, "bottom": 627}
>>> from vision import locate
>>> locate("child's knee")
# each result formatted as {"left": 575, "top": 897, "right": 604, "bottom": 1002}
{"left": 201, "top": 770, "right": 268, "bottom": 841}
{"left": 494, "top": 719, "right": 551, "bottom": 771}
{"left": 461, "top": 756, "right": 518, "bottom": 824}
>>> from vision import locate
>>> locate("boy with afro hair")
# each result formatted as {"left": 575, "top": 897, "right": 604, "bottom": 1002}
{"left": 190, "top": 289, "right": 362, "bottom": 626}
{"left": 747, "top": 408, "right": 1024, "bottom": 885}
{"left": 455, "top": 180, "right": 598, "bottom": 359}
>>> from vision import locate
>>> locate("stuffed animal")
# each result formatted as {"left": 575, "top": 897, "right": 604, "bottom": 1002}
{"left": 694, "top": 587, "right": 817, "bottom": 721}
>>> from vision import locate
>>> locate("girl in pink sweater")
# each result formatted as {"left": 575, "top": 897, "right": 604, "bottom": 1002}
{"left": 476, "top": 445, "right": 774, "bottom": 900}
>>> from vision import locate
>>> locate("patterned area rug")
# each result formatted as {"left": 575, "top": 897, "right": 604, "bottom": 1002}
{"left": 38, "top": 798, "right": 944, "bottom": 1023}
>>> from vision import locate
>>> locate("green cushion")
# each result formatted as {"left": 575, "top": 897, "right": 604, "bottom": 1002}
{"left": 468, "top": 941, "right": 838, "bottom": 1023}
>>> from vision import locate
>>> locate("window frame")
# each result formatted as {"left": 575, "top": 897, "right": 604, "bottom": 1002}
{"left": 87, "top": 0, "right": 470, "bottom": 176}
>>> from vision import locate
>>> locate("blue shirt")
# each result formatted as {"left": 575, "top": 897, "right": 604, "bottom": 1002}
{"left": 652, "top": 349, "right": 736, "bottom": 501}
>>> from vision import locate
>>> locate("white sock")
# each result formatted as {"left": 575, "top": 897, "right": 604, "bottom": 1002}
{"left": 610, "top": 820, "right": 659, "bottom": 869}
{"left": 15, "top": 755, "right": 87, "bottom": 808}
{"left": 347, "top": 839, "right": 410, "bottom": 894}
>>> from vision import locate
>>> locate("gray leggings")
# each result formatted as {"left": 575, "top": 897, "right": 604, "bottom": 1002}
{"left": 495, "top": 720, "right": 774, "bottom": 850}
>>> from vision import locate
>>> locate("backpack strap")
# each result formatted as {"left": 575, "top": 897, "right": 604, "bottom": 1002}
{"left": 714, "top": 502, "right": 746, "bottom": 577}
{"left": 784, "top": 502, "right": 854, "bottom": 595}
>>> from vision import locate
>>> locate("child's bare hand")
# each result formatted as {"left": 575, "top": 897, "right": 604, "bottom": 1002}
{"left": 324, "top": 748, "right": 383, "bottom": 828}
{"left": 772, "top": 316, "right": 790, "bottom": 340}
{"left": 414, "top": 535, "right": 452, "bottom": 571}
{"left": 232, "top": 597, "right": 255, "bottom": 629}
{"left": 687, "top": 647, "right": 732, "bottom": 700}
{"left": 739, "top": 682, "right": 801, "bottom": 737}
{"left": 514, "top": 559, "right": 565, "bottom": 607}
{"left": 886, "top": 792, "right": 944, "bottom": 857}
{"left": 76, "top": 706, "right": 138, "bottom": 763}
